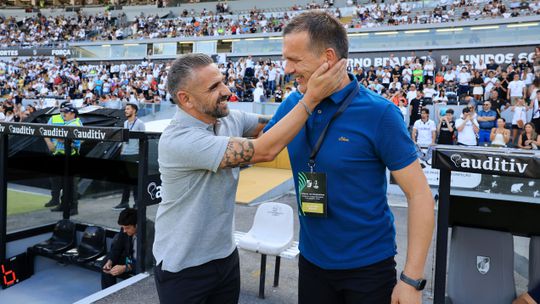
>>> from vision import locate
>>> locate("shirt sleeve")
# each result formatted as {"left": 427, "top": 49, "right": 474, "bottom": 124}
{"left": 263, "top": 92, "right": 299, "bottom": 133}
{"left": 136, "top": 120, "right": 146, "bottom": 132}
{"left": 375, "top": 104, "right": 418, "bottom": 171}
{"left": 240, "top": 111, "right": 260, "bottom": 137}
{"left": 161, "top": 129, "right": 229, "bottom": 173}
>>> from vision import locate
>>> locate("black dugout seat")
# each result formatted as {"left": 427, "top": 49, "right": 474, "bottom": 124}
{"left": 31, "top": 219, "right": 76, "bottom": 255}
{"left": 62, "top": 225, "right": 106, "bottom": 263}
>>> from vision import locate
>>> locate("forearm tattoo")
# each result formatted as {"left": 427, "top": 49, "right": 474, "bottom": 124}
{"left": 258, "top": 115, "right": 272, "bottom": 125}
{"left": 220, "top": 138, "right": 255, "bottom": 168}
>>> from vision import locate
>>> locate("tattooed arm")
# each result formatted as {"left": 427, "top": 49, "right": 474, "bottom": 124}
{"left": 251, "top": 115, "right": 272, "bottom": 137}
{"left": 218, "top": 60, "right": 348, "bottom": 169}
{"left": 219, "top": 138, "right": 255, "bottom": 168}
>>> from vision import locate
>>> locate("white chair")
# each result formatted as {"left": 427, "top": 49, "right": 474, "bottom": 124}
{"left": 238, "top": 202, "right": 294, "bottom": 299}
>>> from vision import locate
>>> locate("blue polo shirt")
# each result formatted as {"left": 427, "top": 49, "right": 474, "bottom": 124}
{"left": 477, "top": 109, "right": 497, "bottom": 130}
{"left": 264, "top": 77, "right": 417, "bottom": 269}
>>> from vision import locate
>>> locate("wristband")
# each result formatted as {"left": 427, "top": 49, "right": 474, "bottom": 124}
{"left": 299, "top": 99, "right": 313, "bottom": 116}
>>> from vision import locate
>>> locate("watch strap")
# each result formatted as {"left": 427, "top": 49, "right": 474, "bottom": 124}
{"left": 400, "top": 271, "right": 426, "bottom": 291}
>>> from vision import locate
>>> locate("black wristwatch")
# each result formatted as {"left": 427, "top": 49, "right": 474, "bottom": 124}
{"left": 400, "top": 271, "right": 427, "bottom": 291}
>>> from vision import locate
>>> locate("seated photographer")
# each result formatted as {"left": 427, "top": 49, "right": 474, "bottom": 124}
{"left": 101, "top": 208, "right": 154, "bottom": 289}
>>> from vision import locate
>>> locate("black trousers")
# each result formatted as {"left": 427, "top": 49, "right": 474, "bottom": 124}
{"left": 298, "top": 255, "right": 397, "bottom": 304}
{"left": 155, "top": 249, "right": 240, "bottom": 304}
{"left": 50, "top": 175, "right": 78, "bottom": 209}
{"left": 120, "top": 154, "right": 139, "bottom": 204}
{"left": 101, "top": 268, "right": 131, "bottom": 289}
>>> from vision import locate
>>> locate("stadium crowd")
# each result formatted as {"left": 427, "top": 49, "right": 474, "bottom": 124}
{"left": 0, "top": 46, "right": 539, "bottom": 147}
{"left": 1, "top": 0, "right": 540, "bottom": 47}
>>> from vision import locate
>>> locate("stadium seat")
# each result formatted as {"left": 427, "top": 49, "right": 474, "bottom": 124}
{"left": 447, "top": 226, "right": 515, "bottom": 304}
{"left": 238, "top": 202, "right": 294, "bottom": 298}
{"left": 32, "top": 219, "right": 76, "bottom": 255}
{"left": 528, "top": 236, "right": 540, "bottom": 292}
{"left": 446, "top": 94, "right": 458, "bottom": 105}
{"left": 62, "top": 225, "right": 106, "bottom": 263}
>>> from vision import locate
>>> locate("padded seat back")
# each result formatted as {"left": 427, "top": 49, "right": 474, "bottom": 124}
{"left": 52, "top": 219, "right": 76, "bottom": 244}
{"left": 238, "top": 202, "right": 294, "bottom": 255}
{"left": 33, "top": 219, "right": 76, "bottom": 254}
{"left": 76, "top": 226, "right": 106, "bottom": 262}
{"left": 447, "top": 226, "right": 515, "bottom": 304}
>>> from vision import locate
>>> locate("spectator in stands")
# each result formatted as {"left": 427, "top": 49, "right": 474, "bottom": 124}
{"left": 274, "top": 86, "right": 283, "bottom": 102}
{"left": 409, "top": 90, "right": 425, "bottom": 128}
{"left": 0, "top": 104, "right": 5, "bottom": 122}
{"left": 532, "top": 90, "right": 540, "bottom": 132}
{"left": 487, "top": 89, "right": 504, "bottom": 118}
{"left": 434, "top": 90, "right": 449, "bottom": 104}
{"left": 265, "top": 11, "right": 434, "bottom": 304}
{"left": 412, "top": 108, "right": 436, "bottom": 147}
{"left": 477, "top": 100, "right": 498, "bottom": 145}
{"left": 484, "top": 70, "right": 499, "bottom": 100}
{"left": 490, "top": 117, "right": 511, "bottom": 147}
{"left": 508, "top": 73, "right": 526, "bottom": 105}
{"left": 517, "top": 122, "right": 540, "bottom": 149}
{"left": 471, "top": 70, "right": 485, "bottom": 101}
{"left": 437, "top": 108, "right": 455, "bottom": 145}
{"left": 253, "top": 81, "right": 265, "bottom": 102}
{"left": 101, "top": 208, "right": 155, "bottom": 289}
{"left": 153, "top": 53, "right": 345, "bottom": 304}
{"left": 511, "top": 97, "right": 529, "bottom": 145}
{"left": 535, "top": 46, "right": 540, "bottom": 73}
{"left": 391, "top": 90, "right": 407, "bottom": 106}
{"left": 456, "top": 107, "right": 479, "bottom": 146}
{"left": 114, "top": 103, "right": 145, "bottom": 211}
{"left": 457, "top": 66, "right": 471, "bottom": 97}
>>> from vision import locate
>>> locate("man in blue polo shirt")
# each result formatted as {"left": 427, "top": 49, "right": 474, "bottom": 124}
{"left": 265, "top": 11, "right": 434, "bottom": 304}
{"left": 476, "top": 100, "right": 497, "bottom": 146}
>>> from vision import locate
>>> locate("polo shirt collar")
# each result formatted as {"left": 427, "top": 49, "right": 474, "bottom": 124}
{"left": 173, "top": 106, "right": 214, "bottom": 131}
{"left": 327, "top": 73, "right": 358, "bottom": 104}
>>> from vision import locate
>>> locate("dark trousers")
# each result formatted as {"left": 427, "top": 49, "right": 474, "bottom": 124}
{"left": 50, "top": 175, "right": 62, "bottom": 204}
{"left": 101, "top": 269, "right": 131, "bottom": 289}
{"left": 298, "top": 255, "right": 397, "bottom": 304}
{"left": 155, "top": 249, "right": 240, "bottom": 304}
{"left": 50, "top": 175, "right": 78, "bottom": 210}
{"left": 120, "top": 154, "right": 139, "bottom": 204}
{"left": 121, "top": 184, "right": 137, "bottom": 204}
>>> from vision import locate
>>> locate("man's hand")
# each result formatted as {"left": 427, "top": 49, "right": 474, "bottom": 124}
{"left": 391, "top": 280, "right": 422, "bottom": 304}
{"left": 110, "top": 265, "right": 127, "bottom": 276}
{"left": 303, "top": 59, "right": 348, "bottom": 107}
{"left": 102, "top": 259, "right": 112, "bottom": 273}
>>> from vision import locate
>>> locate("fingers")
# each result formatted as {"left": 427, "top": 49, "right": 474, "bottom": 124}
{"left": 310, "top": 61, "right": 330, "bottom": 79}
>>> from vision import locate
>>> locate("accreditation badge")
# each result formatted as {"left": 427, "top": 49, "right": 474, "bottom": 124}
{"left": 298, "top": 171, "right": 327, "bottom": 217}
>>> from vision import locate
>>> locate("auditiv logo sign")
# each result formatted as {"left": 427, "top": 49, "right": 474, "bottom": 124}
{"left": 450, "top": 154, "right": 528, "bottom": 174}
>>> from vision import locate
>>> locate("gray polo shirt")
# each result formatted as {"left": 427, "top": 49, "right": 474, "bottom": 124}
{"left": 122, "top": 118, "right": 146, "bottom": 155}
{"left": 153, "top": 107, "right": 259, "bottom": 272}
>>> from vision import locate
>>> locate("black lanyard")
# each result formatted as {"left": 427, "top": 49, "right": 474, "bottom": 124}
{"left": 306, "top": 82, "right": 360, "bottom": 172}
{"left": 127, "top": 118, "right": 137, "bottom": 131}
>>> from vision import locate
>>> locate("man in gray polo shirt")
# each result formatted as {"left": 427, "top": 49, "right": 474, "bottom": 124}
{"left": 114, "top": 102, "right": 145, "bottom": 210}
{"left": 153, "top": 53, "right": 347, "bottom": 304}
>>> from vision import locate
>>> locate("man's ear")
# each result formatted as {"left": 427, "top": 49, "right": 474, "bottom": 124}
{"left": 324, "top": 48, "right": 339, "bottom": 66}
{"left": 177, "top": 91, "right": 192, "bottom": 108}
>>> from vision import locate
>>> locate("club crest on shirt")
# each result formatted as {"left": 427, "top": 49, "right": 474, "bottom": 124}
{"left": 338, "top": 136, "right": 349, "bottom": 142}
